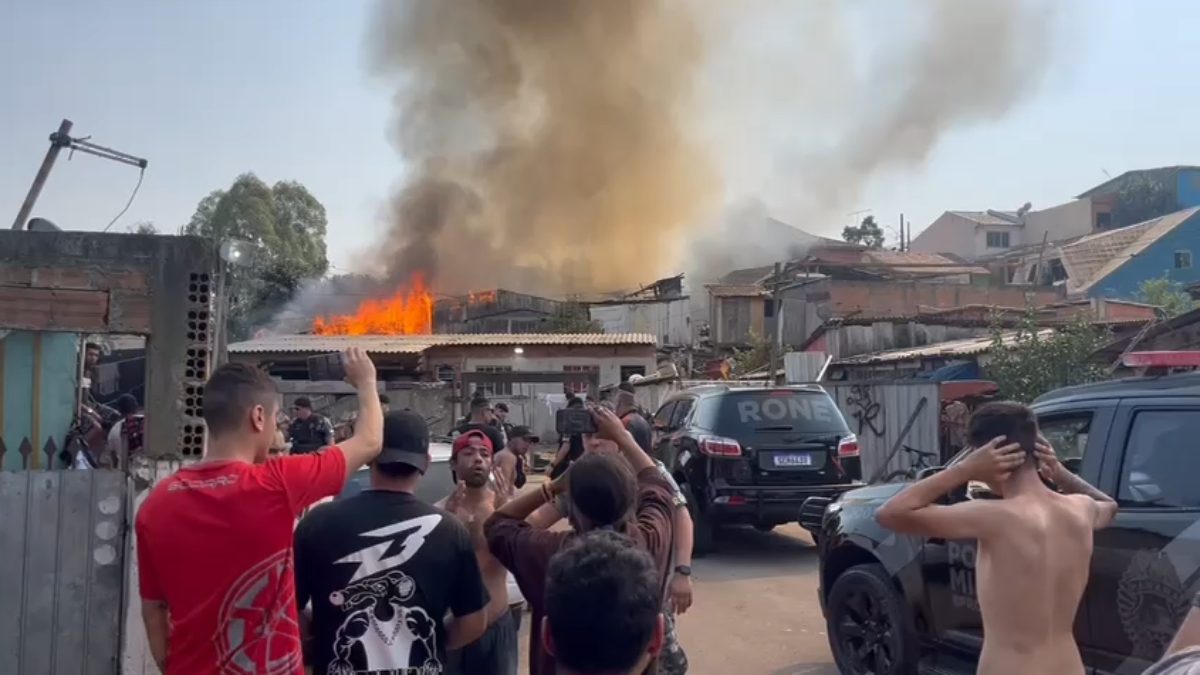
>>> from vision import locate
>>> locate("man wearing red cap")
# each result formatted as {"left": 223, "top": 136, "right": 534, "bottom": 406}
{"left": 439, "top": 431, "right": 518, "bottom": 675}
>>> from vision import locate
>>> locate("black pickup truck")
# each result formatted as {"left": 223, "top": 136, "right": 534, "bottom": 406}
{"left": 800, "top": 372, "right": 1200, "bottom": 675}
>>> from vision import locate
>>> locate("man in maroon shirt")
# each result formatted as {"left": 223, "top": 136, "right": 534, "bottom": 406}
{"left": 485, "top": 406, "right": 675, "bottom": 675}
{"left": 135, "top": 348, "right": 384, "bottom": 675}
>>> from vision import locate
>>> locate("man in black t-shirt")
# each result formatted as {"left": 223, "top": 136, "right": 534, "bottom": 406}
{"left": 295, "top": 410, "right": 489, "bottom": 675}
{"left": 455, "top": 394, "right": 506, "bottom": 453}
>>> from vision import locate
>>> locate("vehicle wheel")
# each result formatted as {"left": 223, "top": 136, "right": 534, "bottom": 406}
{"left": 686, "top": 488, "right": 715, "bottom": 558}
{"left": 753, "top": 523, "right": 775, "bottom": 533}
{"left": 826, "top": 563, "right": 918, "bottom": 675}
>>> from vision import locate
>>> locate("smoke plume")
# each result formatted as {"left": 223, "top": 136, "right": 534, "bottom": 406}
{"left": 364, "top": 0, "right": 1061, "bottom": 297}
{"left": 366, "top": 0, "right": 717, "bottom": 295}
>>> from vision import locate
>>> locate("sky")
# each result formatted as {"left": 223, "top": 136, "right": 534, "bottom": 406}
{"left": 2, "top": 1, "right": 1199, "bottom": 274}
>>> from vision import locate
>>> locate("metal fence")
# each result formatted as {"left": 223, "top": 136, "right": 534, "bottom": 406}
{"left": 824, "top": 381, "right": 940, "bottom": 482}
{"left": 0, "top": 469, "right": 127, "bottom": 675}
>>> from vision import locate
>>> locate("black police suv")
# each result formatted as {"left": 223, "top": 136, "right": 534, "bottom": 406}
{"left": 650, "top": 385, "right": 863, "bottom": 555}
{"left": 801, "top": 371, "right": 1200, "bottom": 675}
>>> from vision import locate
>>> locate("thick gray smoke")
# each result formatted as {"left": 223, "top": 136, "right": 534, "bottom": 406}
{"left": 360, "top": 0, "right": 1059, "bottom": 298}
{"left": 366, "top": 0, "right": 715, "bottom": 295}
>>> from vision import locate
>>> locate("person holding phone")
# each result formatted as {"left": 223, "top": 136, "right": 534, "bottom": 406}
{"left": 135, "top": 348, "right": 384, "bottom": 675}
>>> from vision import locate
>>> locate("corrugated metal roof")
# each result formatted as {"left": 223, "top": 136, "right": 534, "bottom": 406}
{"left": 1071, "top": 207, "right": 1200, "bottom": 293}
{"left": 229, "top": 333, "right": 657, "bottom": 354}
{"left": 706, "top": 284, "right": 768, "bottom": 298}
{"left": 835, "top": 329, "right": 1055, "bottom": 366}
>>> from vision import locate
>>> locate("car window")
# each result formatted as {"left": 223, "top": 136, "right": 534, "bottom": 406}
{"left": 653, "top": 401, "right": 677, "bottom": 430}
{"left": 1038, "top": 413, "right": 1093, "bottom": 476}
{"left": 696, "top": 390, "right": 848, "bottom": 435}
{"left": 1117, "top": 409, "right": 1200, "bottom": 508}
{"left": 670, "top": 398, "right": 694, "bottom": 430}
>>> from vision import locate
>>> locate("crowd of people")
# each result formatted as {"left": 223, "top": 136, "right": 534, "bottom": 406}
{"left": 135, "top": 349, "right": 689, "bottom": 675}
{"left": 131, "top": 346, "right": 1200, "bottom": 674}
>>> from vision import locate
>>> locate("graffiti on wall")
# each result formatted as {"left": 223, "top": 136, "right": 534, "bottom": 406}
{"left": 845, "top": 384, "right": 886, "bottom": 438}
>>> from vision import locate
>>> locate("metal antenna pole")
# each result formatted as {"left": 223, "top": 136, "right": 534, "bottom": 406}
{"left": 11, "top": 119, "right": 73, "bottom": 230}
{"left": 10, "top": 118, "right": 150, "bottom": 231}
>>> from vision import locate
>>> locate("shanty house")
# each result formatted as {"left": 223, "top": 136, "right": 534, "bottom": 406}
{"left": 586, "top": 275, "right": 691, "bottom": 348}
{"left": 433, "top": 289, "right": 564, "bottom": 334}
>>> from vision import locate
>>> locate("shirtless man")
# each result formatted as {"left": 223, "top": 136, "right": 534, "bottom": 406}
{"left": 877, "top": 401, "right": 1117, "bottom": 675}
{"left": 439, "top": 430, "right": 518, "bottom": 675}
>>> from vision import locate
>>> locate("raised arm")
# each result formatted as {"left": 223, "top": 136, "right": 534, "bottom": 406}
{"left": 1035, "top": 439, "right": 1117, "bottom": 529}
{"left": 876, "top": 437, "right": 1023, "bottom": 539}
{"left": 335, "top": 348, "right": 383, "bottom": 478}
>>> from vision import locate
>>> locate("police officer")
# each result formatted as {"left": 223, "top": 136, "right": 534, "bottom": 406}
{"left": 287, "top": 397, "right": 333, "bottom": 454}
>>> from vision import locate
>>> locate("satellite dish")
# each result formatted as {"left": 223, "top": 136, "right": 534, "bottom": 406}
{"left": 27, "top": 218, "right": 61, "bottom": 232}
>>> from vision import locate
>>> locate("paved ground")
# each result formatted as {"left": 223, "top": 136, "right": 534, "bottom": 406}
{"left": 517, "top": 523, "right": 838, "bottom": 674}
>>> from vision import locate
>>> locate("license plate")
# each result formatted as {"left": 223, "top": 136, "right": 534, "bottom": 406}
{"left": 773, "top": 453, "right": 813, "bottom": 467}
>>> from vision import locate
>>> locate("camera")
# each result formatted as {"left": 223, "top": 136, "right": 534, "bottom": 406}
{"left": 556, "top": 407, "right": 597, "bottom": 435}
{"left": 306, "top": 352, "right": 346, "bottom": 381}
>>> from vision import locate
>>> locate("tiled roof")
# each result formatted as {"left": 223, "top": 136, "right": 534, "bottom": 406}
{"left": 1065, "top": 207, "right": 1200, "bottom": 293}
{"left": 949, "top": 210, "right": 1022, "bottom": 226}
{"left": 229, "top": 333, "right": 657, "bottom": 354}
{"left": 835, "top": 330, "right": 1056, "bottom": 366}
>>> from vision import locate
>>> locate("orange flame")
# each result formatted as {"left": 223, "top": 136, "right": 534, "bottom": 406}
{"left": 312, "top": 274, "right": 434, "bottom": 335}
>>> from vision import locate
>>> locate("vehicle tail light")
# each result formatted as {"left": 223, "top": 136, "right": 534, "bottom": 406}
{"left": 837, "top": 434, "right": 860, "bottom": 458}
{"left": 698, "top": 435, "right": 743, "bottom": 457}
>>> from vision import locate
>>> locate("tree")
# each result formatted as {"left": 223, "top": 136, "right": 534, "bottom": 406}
{"left": 842, "top": 215, "right": 885, "bottom": 249}
{"left": 983, "top": 306, "right": 1110, "bottom": 403}
{"left": 730, "top": 332, "right": 774, "bottom": 376}
{"left": 127, "top": 221, "right": 158, "bottom": 235}
{"left": 1137, "top": 276, "right": 1196, "bottom": 318}
{"left": 1112, "top": 175, "right": 1178, "bottom": 228}
{"left": 182, "top": 173, "right": 330, "bottom": 339}
{"left": 541, "top": 302, "right": 603, "bottom": 333}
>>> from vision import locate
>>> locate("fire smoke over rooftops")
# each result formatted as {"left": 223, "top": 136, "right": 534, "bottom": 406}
{"left": 362, "top": 0, "right": 1061, "bottom": 297}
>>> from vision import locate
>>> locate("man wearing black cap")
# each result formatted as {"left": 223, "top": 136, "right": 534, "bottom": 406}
{"left": 288, "top": 397, "right": 334, "bottom": 454}
{"left": 295, "top": 410, "right": 490, "bottom": 675}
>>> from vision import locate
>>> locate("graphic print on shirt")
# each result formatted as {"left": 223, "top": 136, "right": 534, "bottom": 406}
{"left": 328, "top": 514, "right": 443, "bottom": 674}
{"left": 216, "top": 548, "right": 303, "bottom": 675}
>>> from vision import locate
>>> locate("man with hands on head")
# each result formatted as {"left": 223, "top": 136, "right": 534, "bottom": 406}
{"left": 485, "top": 404, "right": 676, "bottom": 675}
{"left": 876, "top": 402, "right": 1116, "bottom": 675}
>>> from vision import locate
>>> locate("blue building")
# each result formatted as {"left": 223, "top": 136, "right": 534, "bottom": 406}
{"left": 1067, "top": 207, "right": 1200, "bottom": 300}
{"left": 1077, "top": 166, "right": 1200, "bottom": 230}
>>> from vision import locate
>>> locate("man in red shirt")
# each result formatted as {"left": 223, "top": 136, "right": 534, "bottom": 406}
{"left": 135, "top": 348, "right": 384, "bottom": 675}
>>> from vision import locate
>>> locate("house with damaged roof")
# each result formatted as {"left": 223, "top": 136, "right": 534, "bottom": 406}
{"left": 986, "top": 207, "right": 1200, "bottom": 300}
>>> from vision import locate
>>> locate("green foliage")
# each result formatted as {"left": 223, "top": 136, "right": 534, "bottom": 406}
{"left": 541, "top": 302, "right": 603, "bottom": 333}
{"left": 1136, "top": 276, "right": 1195, "bottom": 318}
{"left": 182, "top": 173, "right": 330, "bottom": 339}
{"left": 1112, "top": 175, "right": 1178, "bottom": 228}
{"left": 127, "top": 221, "right": 158, "bottom": 235}
{"left": 842, "top": 215, "right": 885, "bottom": 249}
{"left": 730, "top": 332, "right": 779, "bottom": 376}
{"left": 984, "top": 305, "right": 1110, "bottom": 403}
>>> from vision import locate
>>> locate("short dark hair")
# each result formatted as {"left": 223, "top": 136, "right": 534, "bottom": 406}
{"left": 545, "top": 531, "right": 661, "bottom": 673}
{"left": 494, "top": 402, "right": 509, "bottom": 413}
{"left": 85, "top": 342, "right": 102, "bottom": 352}
{"left": 470, "top": 394, "right": 490, "bottom": 412}
{"left": 568, "top": 452, "right": 636, "bottom": 528}
{"left": 203, "top": 363, "right": 278, "bottom": 438}
{"left": 374, "top": 461, "right": 421, "bottom": 479}
{"left": 968, "top": 401, "right": 1038, "bottom": 454}
{"left": 115, "top": 393, "right": 139, "bottom": 416}
{"left": 293, "top": 396, "right": 312, "bottom": 410}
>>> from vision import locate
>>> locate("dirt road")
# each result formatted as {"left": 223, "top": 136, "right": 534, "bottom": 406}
{"left": 676, "top": 524, "right": 839, "bottom": 675}
{"left": 517, "top": 523, "right": 838, "bottom": 674}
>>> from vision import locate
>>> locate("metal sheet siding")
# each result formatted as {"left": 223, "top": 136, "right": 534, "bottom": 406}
{"left": 825, "top": 381, "right": 940, "bottom": 481}
{"left": 0, "top": 470, "right": 127, "bottom": 675}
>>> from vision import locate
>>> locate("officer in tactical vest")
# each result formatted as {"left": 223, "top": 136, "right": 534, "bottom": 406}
{"left": 287, "top": 397, "right": 333, "bottom": 454}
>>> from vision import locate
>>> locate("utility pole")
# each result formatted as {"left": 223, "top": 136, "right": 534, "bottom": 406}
{"left": 11, "top": 119, "right": 73, "bottom": 230}
{"left": 768, "top": 261, "right": 784, "bottom": 384}
{"left": 11, "top": 118, "right": 148, "bottom": 230}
